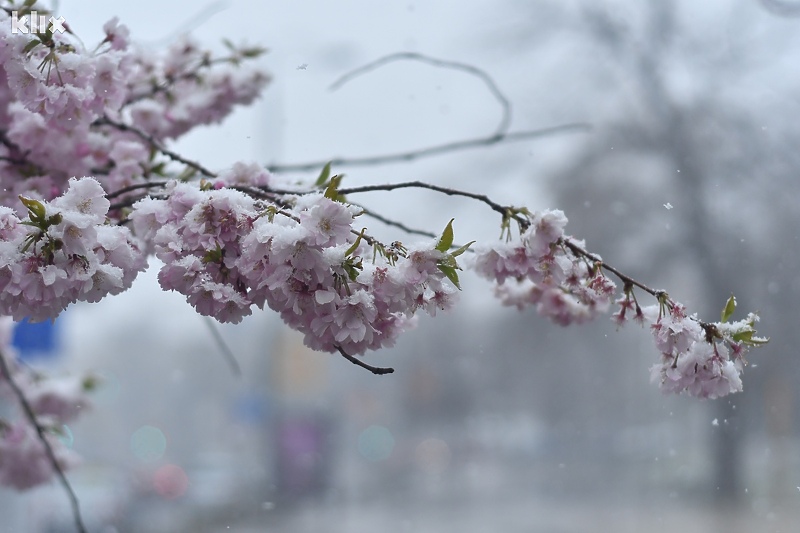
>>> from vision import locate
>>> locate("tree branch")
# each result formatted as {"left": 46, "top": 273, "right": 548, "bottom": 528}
{"left": 95, "top": 116, "right": 217, "bottom": 178}
{"left": 329, "top": 51, "right": 513, "bottom": 136}
{"left": 266, "top": 124, "right": 590, "bottom": 173}
{"left": 268, "top": 52, "right": 589, "bottom": 174}
{"left": 336, "top": 180, "right": 516, "bottom": 220}
{"left": 559, "top": 237, "right": 664, "bottom": 298}
{"left": 0, "top": 351, "right": 87, "bottom": 533}
{"left": 336, "top": 180, "right": 675, "bottom": 302}
{"left": 334, "top": 345, "right": 394, "bottom": 375}
{"left": 355, "top": 206, "right": 437, "bottom": 239}
{"left": 105, "top": 181, "right": 170, "bottom": 201}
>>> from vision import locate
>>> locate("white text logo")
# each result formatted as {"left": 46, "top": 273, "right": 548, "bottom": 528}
{"left": 10, "top": 10, "right": 66, "bottom": 34}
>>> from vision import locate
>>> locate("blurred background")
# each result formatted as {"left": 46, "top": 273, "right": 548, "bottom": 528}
{"left": 2, "top": 0, "right": 800, "bottom": 531}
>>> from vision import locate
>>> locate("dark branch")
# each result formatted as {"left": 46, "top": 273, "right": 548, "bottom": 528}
{"left": 356, "top": 206, "right": 437, "bottom": 239}
{"left": 559, "top": 237, "right": 663, "bottom": 298}
{"left": 0, "top": 351, "right": 87, "bottom": 533}
{"left": 266, "top": 124, "right": 590, "bottom": 173}
{"left": 335, "top": 345, "right": 394, "bottom": 375}
{"left": 335, "top": 179, "right": 675, "bottom": 306}
{"left": 337, "top": 180, "right": 514, "bottom": 220}
{"left": 105, "top": 180, "right": 170, "bottom": 200}
{"left": 95, "top": 116, "right": 217, "bottom": 178}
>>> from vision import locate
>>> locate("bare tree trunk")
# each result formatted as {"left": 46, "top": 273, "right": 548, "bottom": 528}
{"left": 669, "top": 112, "right": 742, "bottom": 504}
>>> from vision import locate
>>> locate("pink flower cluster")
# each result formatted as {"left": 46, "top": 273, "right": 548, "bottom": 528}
{"left": 130, "top": 179, "right": 459, "bottom": 355}
{"left": 644, "top": 303, "right": 745, "bottom": 399}
{"left": 0, "top": 5, "right": 271, "bottom": 496}
{"left": 0, "top": 16, "right": 132, "bottom": 133}
{"left": 0, "top": 320, "right": 91, "bottom": 490}
{"left": 470, "top": 210, "right": 616, "bottom": 326}
{"left": 0, "top": 2, "right": 771, "bottom": 500}
{"left": 127, "top": 36, "right": 270, "bottom": 140}
{"left": 0, "top": 10, "right": 269, "bottom": 213}
{"left": 0, "top": 177, "right": 146, "bottom": 322}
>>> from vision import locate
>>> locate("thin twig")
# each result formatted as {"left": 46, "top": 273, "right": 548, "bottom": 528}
{"left": 356, "top": 206, "right": 437, "bottom": 239}
{"left": 337, "top": 180, "right": 674, "bottom": 303}
{"left": 337, "top": 180, "right": 514, "bottom": 220}
{"left": 329, "top": 51, "right": 512, "bottom": 136}
{"left": 266, "top": 124, "right": 591, "bottom": 173}
{"left": 334, "top": 345, "right": 394, "bottom": 375}
{"left": 559, "top": 237, "right": 663, "bottom": 298}
{"left": 0, "top": 351, "right": 87, "bottom": 533}
{"left": 95, "top": 116, "right": 217, "bottom": 178}
{"left": 105, "top": 181, "right": 170, "bottom": 200}
{"left": 202, "top": 316, "right": 241, "bottom": 378}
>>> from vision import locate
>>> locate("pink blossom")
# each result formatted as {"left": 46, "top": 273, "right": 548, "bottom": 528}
{"left": 102, "top": 17, "right": 130, "bottom": 51}
{"left": 0, "top": 422, "right": 79, "bottom": 491}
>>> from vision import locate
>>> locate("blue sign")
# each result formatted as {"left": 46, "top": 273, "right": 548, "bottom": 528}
{"left": 12, "top": 318, "right": 59, "bottom": 360}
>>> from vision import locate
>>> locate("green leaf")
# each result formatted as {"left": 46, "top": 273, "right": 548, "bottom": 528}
{"left": 451, "top": 240, "right": 475, "bottom": 257}
{"left": 344, "top": 228, "right": 365, "bottom": 257}
{"left": 177, "top": 166, "right": 197, "bottom": 181}
{"left": 732, "top": 330, "right": 752, "bottom": 344}
{"left": 438, "top": 254, "right": 459, "bottom": 270}
{"left": 438, "top": 264, "right": 461, "bottom": 290}
{"left": 82, "top": 375, "right": 99, "bottom": 392}
{"left": 315, "top": 161, "right": 332, "bottom": 187}
{"left": 22, "top": 39, "right": 40, "bottom": 55}
{"left": 202, "top": 244, "right": 224, "bottom": 264}
{"left": 149, "top": 162, "right": 166, "bottom": 176}
{"left": 240, "top": 46, "right": 268, "bottom": 58}
{"left": 342, "top": 257, "right": 363, "bottom": 282}
{"left": 435, "top": 219, "right": 455, "bottom": 253}
{"left": 19, "top": 196, "right": 46, "bottom": 223}
{"left": 721, "top": 294, "right": 736, "bottom": 322}
{"left": 324, "top": 174, "right": 344, "bottom": 200}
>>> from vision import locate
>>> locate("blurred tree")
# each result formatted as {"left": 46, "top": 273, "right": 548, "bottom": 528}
{"left": 491, "top": 0, "right": 800, "bottom": 504}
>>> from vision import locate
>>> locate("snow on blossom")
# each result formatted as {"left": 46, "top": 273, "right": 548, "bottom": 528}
{"left": 131, "top": 178, "right": 461, "bottom": 354}
{"left": 298, "top": 195, "right": 355, "bottom": 246}
{"left": 471, "top": 210, "right": 615, "bottom": 326}
{"left": 643, "top": 303, "right": 746, "bottom": 399}
{"left": 0, "top": 178, "right": 145, "bottom": 321}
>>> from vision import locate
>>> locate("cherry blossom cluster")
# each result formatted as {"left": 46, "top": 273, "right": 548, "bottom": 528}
{"left": 640, "top": 296, "right": 764, "bottom": 399}
{"left": 0, "top": 2, "right": 770, "bottom": 508}
{"left": 0, "top": 177, "right": 146, "bottom": 322}
{"left": 470, "top": 210, "right": 765, "bottom": 400}
{"left": 0, "top": 7, "right": 269, "bottom": 214}
{"left": 470, "top": 209, "right": 617, "bottom": 326}
{"left": 125, "top": 36, "right": 269, "bottom": 141}
{"left": 130, "top": 174, "right": 462, "bottom": 356}
{"left": 0, "top": 318, "right": 93, "bottom": 490}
